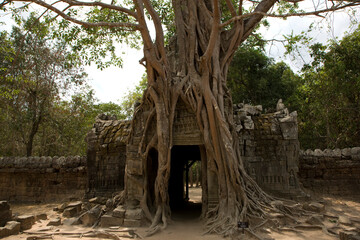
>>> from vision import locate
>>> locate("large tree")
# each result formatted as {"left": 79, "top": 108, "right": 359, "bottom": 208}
{"left": 227, "top": 46, "right": 300, "bottom": 110}
{"left": 2, "top": 0, "right": 359, "bottom": 235}
{"left": 0, "top": 15, "right": 87, "bottom": 156}
{"left": 298, "top": 26, "right": 360, "bottom": 149}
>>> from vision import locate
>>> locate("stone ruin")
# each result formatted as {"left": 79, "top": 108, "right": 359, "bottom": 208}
{"left": 299, "top": 147, "right": 360, "bottom": 197}
{"left": 85, "top": 114, "right": 130, "bottom": 197}
{"left": 85, "top": 100, "right": 305, "bottom": 226}
{"left": 0, "top": 156, "right": 87, "bottom": 202}
{"left": 0, "top": 100, "right": 359, "bottom": 238}
{"left": 234, "top": 102, "right": 304, "bottom": 199}
{"left": 1, "top": 98, "right": 360, "bottom": 239}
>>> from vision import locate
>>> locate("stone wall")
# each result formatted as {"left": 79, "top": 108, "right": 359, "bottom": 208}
{"left": 85, "top": 104, "right": 305, "bottom": 202}
{"left": 0, "top": 156, "right": 87, "bottom": 202}
{"left": 234, "top": 103, "right": 304, "bottom": 199}
{"left": 299, "top": 148, "right": 360, "bottom": 197}
{"left": 86, "top": 114, "right": 130, "bottom": 198}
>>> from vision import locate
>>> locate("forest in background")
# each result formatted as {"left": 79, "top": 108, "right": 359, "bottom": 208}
{"left": 1, "top": 15, "right": 359, "bottom": 156}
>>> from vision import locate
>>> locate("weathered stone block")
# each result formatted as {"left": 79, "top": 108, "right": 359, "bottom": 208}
{"left": 339, "top": 231, "right": 360, "bottom": 240}
{"left": 127, "top": 160, "right": 143, "bottom": 175}
{"left": 0, "top": 221, "right": 20, "bottom": 238}
{"left": 67, "top": 201, "right": 82, "bottom": 210}
{"left": 244, "top": 116, "right": 254, "bottom": 130}
{"left": 127, "top": 176, "right": 144, "bottom": 200}
{"left": 63, "top": 207, "right": 79, "bottom": 218}
{"left": 47, "top": 218, "right": 61, "bottom": 226}
{"left": 125, "top": 208, "right": 143, "bottom": 220}
{"left": 16, "top": 215, "right": 35, "bottom": 231}
{"left": 342, "top": 148, "right": 352, "bottom": 158}
{"left": 80, "top": 212, "right": 97, "bottom": 227}
{"left": 0, "top": 201, "right": 12, "bottom": 227}
{"left": 55, "top": 203, "right": 67, "bottom": 213}
{"left": 240, "top": 104, "right": 262, "bottom": 116}
{"left": 35, "top": 213, "right": 47, "bottom": 221}
{"left": 100, "top": 215, "right": 124, "bottom": 228}
{"left": 280, "top": 121, "right": 297, "bottom": 140}
{"left": 63, "top": 217, "right": 81, "bottom": 226}
{"left": 80, "top": 205, "right": 102, "bottom": 227}
{"left": 313, "top": 149, "right": 323, "bottom": 157}
{"left": 123, "top": 219, "right": 142, "bottom": 227}
{"left": 351, "top": 147, "right": 360, "bottom": 156}
{"left": 113, "top": 206, "right": 126, "bottom": 218}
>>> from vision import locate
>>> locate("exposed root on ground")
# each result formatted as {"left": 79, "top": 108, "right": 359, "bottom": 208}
{"left": 24, "top": 229, "right": 139, "bottom": 240}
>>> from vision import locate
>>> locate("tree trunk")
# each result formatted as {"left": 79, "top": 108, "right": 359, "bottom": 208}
{"left": 134, "top": 0, "right": 282, "bottom": 236}
{"left": 26, "top": 135, "right": 34, "bottom": 157}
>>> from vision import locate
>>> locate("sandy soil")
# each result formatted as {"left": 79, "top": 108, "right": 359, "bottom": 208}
{"left": 3, "top": 188, "right": 360, "bottom": 240}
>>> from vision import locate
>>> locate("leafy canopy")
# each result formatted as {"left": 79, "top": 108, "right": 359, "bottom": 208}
{"left": 297, "top": 24, "right": 360, "bottom": 149}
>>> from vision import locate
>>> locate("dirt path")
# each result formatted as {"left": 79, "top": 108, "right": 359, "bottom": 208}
{"left": 4, "top": 188, "right": 360, "bottom": 240}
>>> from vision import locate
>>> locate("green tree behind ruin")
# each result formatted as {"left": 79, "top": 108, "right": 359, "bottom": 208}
{"left": 0, "top": 14, "right": 142, "bottom": 156}
{"left": 297, "top": 25, "right": 360, "bottom": 149}
{"left": 0, "top": 15, "right": 88, "bottom": 156}
{"left": 227, "top": 45, "right": 300, "bottom": 111}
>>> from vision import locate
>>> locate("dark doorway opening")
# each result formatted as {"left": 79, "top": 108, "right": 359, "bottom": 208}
{"left": 146, "top": 148, "right": 158, "bottom": 214}
{"left": 169, "top": 145, "right": 202, "bottom": 221}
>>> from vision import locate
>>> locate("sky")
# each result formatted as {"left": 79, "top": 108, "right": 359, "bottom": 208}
{"left": 87, "top": 10, "right": 357, "bottom": 104}
{"left": 85, "top": 47, "right": 145, "bottom": 103}
{"left": 262, "top": 11, "right": 358, "bottom": 71}
{"left": 1, "top": 3, "right": 358, "bottom": 104}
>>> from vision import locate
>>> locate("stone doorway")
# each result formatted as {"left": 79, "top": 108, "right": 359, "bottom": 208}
{"left": 168, "top": 145, "right": 204, "bottom": 221}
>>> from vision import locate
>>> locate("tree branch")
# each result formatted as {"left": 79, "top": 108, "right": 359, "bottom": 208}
{"left": 0, "top": 0, "right": 10, "bottom": 8}
{"left": 142, "top": 0, "right": 165, "bottom": 50}
{"left": 60, "top": 0, "right": 137, "bottom": 18}
{"left": 202, "top": 0, "right": 220, "bottom": 62}
{"left": 8, "top": 0, "right": 140, "bottom": 29}
{"left": 222, "top": 0, "right": 360, "bottom": 29}
{"left": 133, "top": 0, "right": 165, "bottom": 81}
{"left": 225, "top": 0, "right": 237, "bottom": 17}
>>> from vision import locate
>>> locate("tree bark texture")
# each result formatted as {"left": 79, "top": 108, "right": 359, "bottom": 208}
{"left": 131, "top": 0, "right": 281, "bottom": 235}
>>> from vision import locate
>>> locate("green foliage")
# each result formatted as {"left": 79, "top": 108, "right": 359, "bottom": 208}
{"left": 276, "top": 0, "right": 301, "bottom": 16}
{"left": 33, "top": 89, "right": 95, "bottom": 156}
{"left": 297, "top": 25, "right": 360, "bottom": 149}
{"left": 283, "top": 23, "right": 316, "bottom": 62}
{"left": 227, "top": 46, "right": 300, "bottom": 111}
{"left": 0, "top": 31, "right": 16, "bottom": 99}
{"left": 0, "top": 13, "right": 147, "bottom": 156}
{"left": 34, "top": 89, "right": 124, "bottom": 156}
{"left": 120, "top": 74, "right": 148, "bottom": 119}
{"left": 0, "top": 15, "right": 88, "bottom": 156}
{"left": 229, "top": 26, "right": 360, "bottom": 149}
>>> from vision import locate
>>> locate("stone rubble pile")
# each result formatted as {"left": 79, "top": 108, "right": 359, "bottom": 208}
{"left": 51, "top": 197, "right": 145, "bottom": 228}
{"left": 0, "top": 201, "right": 48, "bottom": 238}
{"left": 0, "top": 197, "right": 134, "bottom": 238}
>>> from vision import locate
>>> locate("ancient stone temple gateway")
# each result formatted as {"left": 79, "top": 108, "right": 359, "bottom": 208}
{"left": 86, "top": 101, "right": 304, "bottom": 226}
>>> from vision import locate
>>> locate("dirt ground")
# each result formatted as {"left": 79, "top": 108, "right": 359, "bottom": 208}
{"left": 3, "top": 187, "right": 360, "bottom": 240}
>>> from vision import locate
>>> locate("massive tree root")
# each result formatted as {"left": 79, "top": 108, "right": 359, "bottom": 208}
{"left": 127, "top": 0, "right": 305, "bottom": 237}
